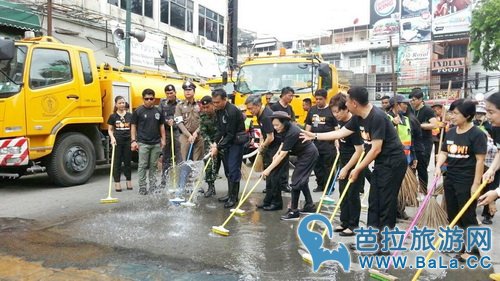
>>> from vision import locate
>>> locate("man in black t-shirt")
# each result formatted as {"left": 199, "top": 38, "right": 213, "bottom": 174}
{"left": 305, "top": 89, "right": 338, "bottom": 192}
{"left": 270, "top": 86, "right": 296, "bottom": 122}
{"left": 131, "top": 89, "right": 166, "bottom": 195}
{"left": 301, "top": 87, "right": 407, "bottom": 254}
{"left": 409, "top": 88, "right": 438, "bottom": 191}
{"left": 246, "top": 95, "right": 284, "bottom": 210}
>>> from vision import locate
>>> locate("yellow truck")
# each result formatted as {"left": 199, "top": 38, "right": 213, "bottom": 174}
{"left": 0, "top": 36, "right": 210, "bottom": 186}
{"left": 233, "top": 50, "right": 349, "bottom": 125}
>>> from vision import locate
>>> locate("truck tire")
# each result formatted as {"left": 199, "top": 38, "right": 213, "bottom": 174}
{"left": 47, "top": 133, "right": 96, "bottom": 186}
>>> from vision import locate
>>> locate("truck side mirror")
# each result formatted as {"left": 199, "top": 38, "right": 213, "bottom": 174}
{"left": 222, "top": 71, "right": 228, "bottom": 85}
{"left": 318, "top": 63, "right": 330, "bottom": 77}
{"left": 0, "top": 39, "right": 15, "bottom": 60}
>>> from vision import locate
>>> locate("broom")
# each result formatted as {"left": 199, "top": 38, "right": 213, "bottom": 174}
{"left": 399, "top": 167, "right": 419, "bottom": 208}
{"left": 412, "top": 181, "right": 489, "bottom": 281}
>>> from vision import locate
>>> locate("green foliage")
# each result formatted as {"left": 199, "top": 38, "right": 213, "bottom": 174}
{"left": 470, "top": 0, "right": 500, "bottom": 71}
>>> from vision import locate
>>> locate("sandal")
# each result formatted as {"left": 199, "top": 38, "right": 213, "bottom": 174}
{"left": 115, "top": 183, "right": 122, "bottom": 192}
{"left": 339, "top": 229, "right": 355, "bottom": 237}
{"left": 334, "top": 226, "right": 347, "bottom": 233}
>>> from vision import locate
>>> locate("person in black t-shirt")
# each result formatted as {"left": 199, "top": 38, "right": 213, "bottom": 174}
{"left": 246, "top": 95, "right": 284, "bottom": 210}
{"left": 305, "top": 89, "right": 338, "bottom": 192}
{"left": 409, "top": 88, "right": 438, "bottom": 192}
{"left": 107, "top": 96, "right": 133, "bottom": 192}
{"left": 301, "top": 87, "right": 407, "bottom": 253}
{"left": 131, "top": 89, "right": 166, "bottom": 195}
{"left": 479, "top": 92, "right": 500, "bottom": 205}
{"left": 263, "top": 111, "right": 318, "bottom": 220}
{"left": 270, "top": 87, "right": 296, "bottom": 122}
{"left": 270, "top": 87, "right": 296, "bottom": 193}
{"left": 329, "top": 94, "right": 365, "bottom": 236}
{"left": 210, "top": 89, "right": 246, "bottom": 209}
{"left": 435, "top": 99, "right": 486, "bottom": 261}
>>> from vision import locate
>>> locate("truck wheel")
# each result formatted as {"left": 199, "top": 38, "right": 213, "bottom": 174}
{"left": 47, "top": 133, "right": 96, "bottom": 186}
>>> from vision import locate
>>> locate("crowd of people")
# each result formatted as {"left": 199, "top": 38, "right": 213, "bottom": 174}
{"left": 106, "top": 83, "right": 500, "bottom": 260}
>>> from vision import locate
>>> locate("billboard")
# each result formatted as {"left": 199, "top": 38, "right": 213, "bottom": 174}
{"left": 397, "top": 42, "right": 431, "bottom": 86}
{"left": 370, "top": 0, "right": 400, "bottom": 42}
{"left": 400, "top": 0, "right": 432, "bottom": 43}
{"left": 431, "top": 0, "right": 473, "bottom": 40}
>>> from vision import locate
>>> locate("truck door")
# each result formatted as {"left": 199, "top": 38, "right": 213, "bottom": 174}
{"left": 0, "top": 45, "right": 27, "bottom": 139}
{"left": 25, "top": 47, "right": 81, "bottom": 137}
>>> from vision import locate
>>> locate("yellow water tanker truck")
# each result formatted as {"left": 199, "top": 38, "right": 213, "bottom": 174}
{"left": 0, "top": 36, "right": 210, "bottom": 186}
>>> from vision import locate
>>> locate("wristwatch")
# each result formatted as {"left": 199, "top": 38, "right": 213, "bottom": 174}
{"left": 131, "top": 139, "right": 137, "bottom": 143}
{"left": 314, "top": 133, "right": 318, "bottom": 140}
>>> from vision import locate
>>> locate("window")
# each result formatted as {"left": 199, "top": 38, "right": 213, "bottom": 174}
{"left": 111, "top": 0, "right": 153, "bottom": 18}
{"left": 161, "top": 0, "right": 193, "bottom": 32}
{"left": 30, "top": 49, "right": 72, "bottom": 89}
{"left": 199, "top": 5, "right": 224, "bottom": 44}
{"left": 445, "top": 44, "right": 467, "bottom": 58}
{"left": 380, "top": 53, "right": 391, "bottom": 65}
{"left": 376, "top": 82, "right": 392, "bottom": 92}
{"left": 349, "top": 57, "right": 361, "bottom": 68}
{"left": 161, "top": 0, "right": 169, "bottom": 24}
{"left": 79, "top": 52, "right": 93, "bottom": 85}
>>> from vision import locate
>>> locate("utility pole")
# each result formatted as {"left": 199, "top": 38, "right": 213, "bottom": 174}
{"left": 47, "top": 0, "right": 52, "bottom": 36}
{"left": 389, "top": 36, "right": 396, "bottom": 96}
{"left": 228, "top": 0, "right": 238, "bottom": 68}
{"left": 125, "top": 0, "right": 131, "bottom": 67}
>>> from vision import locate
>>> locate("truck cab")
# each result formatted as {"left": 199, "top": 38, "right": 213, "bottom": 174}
{"left": 233, "top": 50, "right": 348, "bottom": 125}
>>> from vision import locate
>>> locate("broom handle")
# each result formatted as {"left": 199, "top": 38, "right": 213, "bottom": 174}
{"left": 187, "top": 142, "right": 194, "bottom": 161}
{"left": 240, "top": 152, "right": 261, "bottom": 198}
{"left": 171, "top": 125, "right": 176, "bottom": 191}
{"left": 412, "top": 181, "right": 488, "bottom": 281}
{"left": 387, "top": 175, "right": 441, "bottom": 269}
{"left": 310, "top": 150, "right": 340, "bottom": 231}
{"left": 437, "top": 81, "right": 452, "bottom": 155}
{"left": 186, "top": 157, "right": 212, "bottom": 203}
{"left": 326, "top": 166, "right": 341, "bottom": 196}
{"left": 322, "top": 150, "right": 366, "bottom": 238}
{"left": 107, "top": 144, "right": 116, "bottom": 198}
{"left": 221, "top": 177, "right": 263, "bottom": 228}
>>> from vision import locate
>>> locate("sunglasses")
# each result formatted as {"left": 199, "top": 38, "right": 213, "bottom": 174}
{"left": 144, "top": 97, "right": 155, "bottom": 101}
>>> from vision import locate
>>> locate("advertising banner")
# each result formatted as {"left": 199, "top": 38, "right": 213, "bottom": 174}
{"left": 431, "top": 0, "right": 473, "bottom": 40}
{"left": 400, "top": 0, "right": 432, "bottom": 43}
{"left": 370, "top": 0, "right": 400, "bottom": 42}
{"left": 397, "top": 42, "right": 431, "bottom": 86}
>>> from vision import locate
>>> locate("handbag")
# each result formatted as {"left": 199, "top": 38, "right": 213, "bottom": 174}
{"left": 234, "top": 131, "right": 249, "bottom": 145}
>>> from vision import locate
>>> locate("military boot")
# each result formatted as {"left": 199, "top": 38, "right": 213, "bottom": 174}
{"left": 204, "top": 182, "right": 216, "bottom": 198}
{"left": 224, "top": 182, "right": 238, "bottom": 209}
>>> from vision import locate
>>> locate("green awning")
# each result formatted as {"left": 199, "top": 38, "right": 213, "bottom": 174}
{"left": 0, "top": 0, "right": 40, "bottom": 31}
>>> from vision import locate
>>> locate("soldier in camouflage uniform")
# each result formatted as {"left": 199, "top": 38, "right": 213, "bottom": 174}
{"left": 199, "top": 96, "right": 220, "bottom": 197}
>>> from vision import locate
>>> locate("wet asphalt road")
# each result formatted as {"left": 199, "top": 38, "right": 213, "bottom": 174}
{"left": 0, "top": 164, "right": 499, "bottom": 280}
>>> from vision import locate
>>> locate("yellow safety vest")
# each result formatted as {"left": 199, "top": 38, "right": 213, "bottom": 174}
{"left": 388, "top": 114, "right": 412, "bottom": 164}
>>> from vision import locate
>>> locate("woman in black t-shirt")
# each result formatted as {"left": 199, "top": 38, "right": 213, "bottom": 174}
{"left": 107, "top": 96, "right": 133, "bottom": 191}
{"left": 262, "top": 111, "right": 318, "bottom": 221}
{"left": 435, "top": 99, "right": 487, "bottom": 261}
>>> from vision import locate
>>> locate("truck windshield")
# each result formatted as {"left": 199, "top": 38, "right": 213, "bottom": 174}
{"left": 236, "top": 62, "right": 317, "bottom": 94}
{"left": 0, "top": 46, "right": 26, "bottom": 97}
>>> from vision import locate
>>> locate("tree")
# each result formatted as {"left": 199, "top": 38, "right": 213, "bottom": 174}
{"left": 470, "top": 0, "right": 500, "bottom": 71}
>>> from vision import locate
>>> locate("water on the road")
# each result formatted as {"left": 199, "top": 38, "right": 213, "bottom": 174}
{"left": 0, "top": 191, "right": 495, "bottom": 280}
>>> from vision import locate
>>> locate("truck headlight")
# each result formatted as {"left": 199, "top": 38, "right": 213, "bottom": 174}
{"left": 0, "top": 146, "right": 21, "bottom": 155}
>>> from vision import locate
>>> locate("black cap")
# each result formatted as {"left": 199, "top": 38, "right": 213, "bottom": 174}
{"left": 389, "top": 94, "right": 410, "bottom": 106}
{"left": 271, "top": 111, "right": 291, "bottom": 120}
{"left": 165, "top": 84, "right": 176, "bottom": 92}
{"left": 182, "top": 81, "right": 196, "bottom": 90}
{"left": 200, "top": 95, "right": 212, "bottom": 105}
